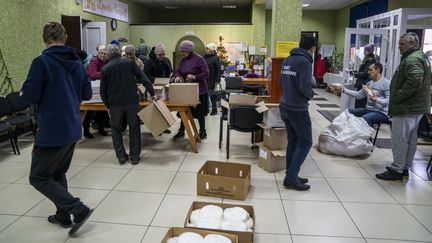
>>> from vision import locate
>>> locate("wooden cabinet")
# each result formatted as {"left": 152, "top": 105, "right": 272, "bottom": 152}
{"left": 270, "top": 57, "right": 284, "bottom": 103}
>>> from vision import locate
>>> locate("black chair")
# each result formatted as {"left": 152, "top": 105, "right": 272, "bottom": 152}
{"left": 225, "top": 105, "right": 263, "bottom": 159}
{"left": 0, "top": 122, "right": 18, "bottom": 154}
{"left": 0, "top": 96, "right": 35, "bottom": 155}
{"left": 371, "top": 119, "right": 392, "bottom": 152}
{"left": 223, "top": 77, "right": 243, "bottom": 95}
{"left": 6, "top": 92, "right": 35, "bottom": 117}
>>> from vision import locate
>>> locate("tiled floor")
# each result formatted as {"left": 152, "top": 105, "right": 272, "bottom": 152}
{"left": 0, "top": 88, "right": 431, "bottom": 243}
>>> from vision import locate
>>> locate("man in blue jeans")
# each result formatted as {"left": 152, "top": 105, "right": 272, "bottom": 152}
{"left": 279, "top": 35, "right": 317, "bottom": 191}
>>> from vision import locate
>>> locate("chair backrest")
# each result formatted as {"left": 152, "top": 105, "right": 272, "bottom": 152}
{"left": 0, "top": 97, "right": 12, "bottom": 118}
{"left": 229, "top": 105, "right": 263, "bottom": 132}
{"left": 6, "top": 92, "right": 30, "bottom": 112}
{"left": 225, "top": 77, "right": 243, "bottom": 90}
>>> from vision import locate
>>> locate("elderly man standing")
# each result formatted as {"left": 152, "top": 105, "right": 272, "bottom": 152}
{"left": 376, "top": 32, "right": 431, "bottom": 181}
{"left": 101, "top": 44, "right": 156, "bottom": 165}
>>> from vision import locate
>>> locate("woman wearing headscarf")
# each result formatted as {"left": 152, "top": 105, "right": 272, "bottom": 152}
{"left": 172, "top": 40, "right": 209, "bottom": 140}
{"left": 205, "top": 43, "right": 221, "bottom": 115}
{"left": 354, "top": 43, "right": 377, "bottom": 108}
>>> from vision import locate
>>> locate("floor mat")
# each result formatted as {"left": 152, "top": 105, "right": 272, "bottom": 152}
{"left": 311, "top": 97, "right": 328, "bottom": 101}
{"left": 374, "top": 138, "right": 392, "bottom": 149}
{"left": 317, "top": 110, "right": 340, "bottom": 122}
{"left": 316, "top": 103, "right": 339, "bottom": 108}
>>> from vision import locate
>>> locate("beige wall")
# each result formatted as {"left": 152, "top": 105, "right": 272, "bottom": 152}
{"left": 302, "top": 11, "right": 337, "bottom": 47}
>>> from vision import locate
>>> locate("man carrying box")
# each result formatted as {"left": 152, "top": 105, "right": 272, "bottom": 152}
{"left": 278, "top": 35, "right": 317, "bottom": 191}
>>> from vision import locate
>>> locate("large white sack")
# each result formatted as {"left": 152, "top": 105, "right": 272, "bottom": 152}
{"left": 318, "top": 110, "right": 375, "bottom": 157}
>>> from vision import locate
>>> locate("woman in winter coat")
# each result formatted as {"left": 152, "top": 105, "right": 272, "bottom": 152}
{"left": 354, "top": 43, "right": 377, "bottom": 108}
{"left": 204, "top": 43, "right": 221, "bottom": 115}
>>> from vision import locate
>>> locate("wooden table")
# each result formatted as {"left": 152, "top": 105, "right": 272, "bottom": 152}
{"left": 80, "top": 101, "right": 201, "bottom": 153}
{"left": 242, "top": 78, "right": 270, "bottom": 85}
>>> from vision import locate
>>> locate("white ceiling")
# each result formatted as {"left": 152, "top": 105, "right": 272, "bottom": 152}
{"left": 132, "top": 0, "right": 361, "bottom": 10}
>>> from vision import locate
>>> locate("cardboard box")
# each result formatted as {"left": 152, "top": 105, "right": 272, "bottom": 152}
{"left": 261, "top": 103, "right": 285, "bottom": 128}
{"left": 154, "top": 77, "right": 170, "bottom": 86}
{"left": 257, "top": 143, "right": 286, "bottom": 172}
{"left": 185, "top": 201, "right": 255, "bottom": 243}
{"left": 197, "top": 161, "right": 251, "bottom": 200}
{"left": 161, "top": 227, "right": 238, "bottom": 243}
{"left": 137, "top": 100, "right": 176, "bottom": 137}
{"left": 258, "top": 123, "right": 287, "bottom": 150}
{"left": 168, "top": 83, "right": 199, "bottom": 105}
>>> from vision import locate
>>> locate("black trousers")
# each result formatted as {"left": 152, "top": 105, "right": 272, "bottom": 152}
{"left": 109, "top": 104, "right": 141, "bottom": 161}
{"left": 29, "top": 143, "right": 87, "bottom": 219}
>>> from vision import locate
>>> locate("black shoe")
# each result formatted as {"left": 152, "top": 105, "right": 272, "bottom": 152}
{"left": 130, "top": 160, "right": 140, "bottom": 165}
{"left": 173, "top": 130, "right": 185, "bottom": 141}
{"left": 199, "top": 130, "right": 207, "bottom": 139}
{"left": 210, "top": 109, "right": 217, "bottom": 116}
{"left": 299, "top": 177, "right": 309, "bottom": 184}
{"left": 118, "top": 155, "right": 129, "bottom": 165}
{"left": 376, "top": 168, "right": 403, "bottom": 181}
{"left": 69, "top": 208, "right": 94, "bottom": 237}
{"left": 48, "top": 215, "right": 72, "bottom": 228}
{"left": 98, "top": 129, "right": 108, "bottom": 136}
{"left": 283, "top": 181, "right": 311, "bottom": 191}
{"left": 163, "top": 129, "right": 171, "bottom": 134}
{"left": 386, "top": 166, "right": 409, "bottom": 180}
{"left": 83, "top": 131, "right": 94, "bottom": 139}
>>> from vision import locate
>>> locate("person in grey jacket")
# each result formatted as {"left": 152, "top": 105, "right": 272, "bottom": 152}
{"left": 278, "top": 35, "right": 316, "bottom": 191}
{"left": 340, "top": 62, "right": 390, "bottom": 126}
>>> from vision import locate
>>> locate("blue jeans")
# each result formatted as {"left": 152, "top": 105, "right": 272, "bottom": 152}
{"left": 349, "top": 108, "right": 388, "bottom": 126}
{"left": 280, "top": 106, "right": 313, "bottom": 184}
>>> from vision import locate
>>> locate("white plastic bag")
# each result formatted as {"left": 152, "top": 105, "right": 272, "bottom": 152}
{"left": 318, "top": 110, "right": 375, "bottom": 157}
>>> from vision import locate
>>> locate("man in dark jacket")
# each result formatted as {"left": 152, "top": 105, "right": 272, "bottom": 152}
{"left": 20, "top": 22, "right": 93, "bottom": 236}
{"left": 376, "top": 32, "right": 431, "bottom": 181}
{"left": 101, "top": 44, "right": 156, "bottom": 165}
{"left": 279, "top": 35, "right": 317, "bottom": 191}
{"left": 205, "top": 43, "right": 221, "bottom": 115}
{"left": 144, "top": 43, "right": 172, "bottom": 83}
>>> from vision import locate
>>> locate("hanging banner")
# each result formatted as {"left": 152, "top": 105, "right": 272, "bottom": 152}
{"left": 275, "top": 41, "right": 299, "bottom": 57}
{"left": 83, "top": 0, "right": 129, "bottom": 22}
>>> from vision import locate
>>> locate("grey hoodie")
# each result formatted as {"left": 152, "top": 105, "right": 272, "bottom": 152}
{"left": 279, "top": 48, "right": 315, "bottom": 111}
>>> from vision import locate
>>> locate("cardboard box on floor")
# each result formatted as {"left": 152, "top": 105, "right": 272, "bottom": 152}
{"left": 197, "top": 161, "right": 251, "bottom": 200}
{"left": 168, "top": 83, "right": 199, "bottom": 105}
{"left": 185, "top": 201, "right": 255, "bottom": 243}
{"left": 137, "top": 100, "right": 176, "bottom": 137}
{"left": 161, "top": 227, "right": 238, "bottom": 243}
{"left": 257, "top": 143, "right": 286, "bottom": 172}
{"left": 258, "top": 123, "right": 287, "bottom": 150}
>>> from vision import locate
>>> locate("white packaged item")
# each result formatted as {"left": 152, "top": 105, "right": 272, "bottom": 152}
{"left": 204, "top": 234, "right": 232, "bottom": 243}
{"left": 245, "top": 218, "right": 253, "bottom": 229}
{"left": 190, "top": 209, "right": 201, "bottom": 224}
{"left": 223, "top": 207, "right": 249, "bottom": 222}
{"left": 221, "top": 219, "right": 248, "bottom": 231}
{"left": 199, "top": 205, "right": 223, "bottom": 220}
{"left": 167, "top": 237, "right": 178, "bottom": 243}
{"left": 178, "top": 232, "right": 204, "bottom": 243}
{"left": 196, "top": 216, "right": 221, "bottom": 230}
{"left": 318, "top": 109, "right": 375, "bottom": 157}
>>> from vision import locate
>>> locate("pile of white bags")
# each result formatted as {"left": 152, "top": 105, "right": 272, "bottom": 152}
{"left": 188, "top": 205, "right": 253, "bottom": 232}
{"left": 318, "top": 110, "right": 375, "bottom": 157}
{"left": 167, "top": 232, "right": 232, "bottom": 243}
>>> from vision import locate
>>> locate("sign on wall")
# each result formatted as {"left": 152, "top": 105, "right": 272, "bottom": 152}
{"left": 83, "top": 0, "right": 128, "bottom": 23}
{"left": 276, "top": 41, "right": 299, "bottom": 57}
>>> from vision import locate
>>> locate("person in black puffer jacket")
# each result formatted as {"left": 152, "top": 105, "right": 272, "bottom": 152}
{"left": 204, "top": 43, "right": 221, "bottom": 115}
{"left": 354, "top": 43, "right": 377, "bottom": 108}
{"left": 144, "top": 43, "right": 172, "bottom": 83}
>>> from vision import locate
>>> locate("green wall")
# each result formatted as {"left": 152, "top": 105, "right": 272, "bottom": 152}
{"left": 0, "top": 0, "right": 136, "bottom": 90}
{"left": 388, "top": 0, "right": 432, "bottom": 10}
{"left": 302, "top": 11, "right": 337, "bottom": 47}
{"left": 143, "top": 9, "right": 252, "bottom": 24}
{"left": 252, "top": 4, "right": 266, "bottom": 46}
{"left": 129, "top": 25, "right": 253, "bottom": 64}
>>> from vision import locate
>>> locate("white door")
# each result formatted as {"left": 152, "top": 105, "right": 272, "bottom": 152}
{"left": 82, "top": 22, "right": 106, "bottom": 56}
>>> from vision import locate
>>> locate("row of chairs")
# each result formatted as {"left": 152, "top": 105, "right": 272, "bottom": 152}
{"left": 0, "top": 92, "right": 36, "bottom": 155}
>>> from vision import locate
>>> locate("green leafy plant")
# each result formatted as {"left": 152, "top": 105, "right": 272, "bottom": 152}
{"left": 331, "top": 52, "right": 344, "bottom": 73}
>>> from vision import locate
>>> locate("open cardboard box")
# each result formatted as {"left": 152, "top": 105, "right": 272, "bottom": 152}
{"left": 259, "top": 103, "right": 285, "bottom": 128}
{"left": 138, "top": 100, "right": 176, "bottom": 137}
{"left": 185, "top": 201, "right": 255, "bottom": 243}
{"left": 168, "top": 83, "right": 199, "bottom": 105}
{"left": 258, "top": 123, "right": 287, "bottom": 150}
{"left": 161, "top": 227, "right": 238, "bottom": 243}
{"left": 154, "top": 77, "right": 170, "bottom": 86}
{"left": 257, "top": 143, "right": 286, "bottom": 172}
{"left": 197, "top": 161, "right": 251, "bottom": 200}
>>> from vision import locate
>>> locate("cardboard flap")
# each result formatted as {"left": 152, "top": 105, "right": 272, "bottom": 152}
{"left": 137, "top": 84, "right": 146, "bottom": 94}
{"left": 258, "top": 123, "right": 286, "bottom": 130}
{"left": 271, "top": 150, "right": 286, "bottom": 157}
{"left": 154, "top": 77, "right": 170, "bottom": 86}
{"left": 221, "top": 99, "right": 230, "bottom": 109}
{"left": 154, "top": 100, "right": 176, "bottom": 125}
{"left": 255, "top": 105, "right": 268, "bottom": 113}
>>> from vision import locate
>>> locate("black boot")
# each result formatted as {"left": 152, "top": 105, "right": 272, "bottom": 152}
{"left": 199, "top": 130, "right": 207, "bottom": 139}
{"left": 210, "top": 109, "right": 217, "bottom": 116}
{"left": 173, "top": 130, "right": 185, "bottom": 141}
{"left": 83, "top": 129, "right": 94, "bottom": 139}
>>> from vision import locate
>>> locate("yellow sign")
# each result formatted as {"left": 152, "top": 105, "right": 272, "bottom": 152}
{"left": 275, "top": 41, "right": 299, "bottom": 57}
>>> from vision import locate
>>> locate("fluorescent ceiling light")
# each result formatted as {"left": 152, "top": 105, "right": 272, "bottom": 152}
{"left": 165, "top": 5, "right": 178, "bottom": 9}
{"left": 302, "top": 3, "right": 310, "bottom": 7}
{"left": 222, "top": 5, "right": 237, "bottom": 9}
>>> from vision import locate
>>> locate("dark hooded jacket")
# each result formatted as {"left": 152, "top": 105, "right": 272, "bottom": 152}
{"left": 204, "top": 52, "right": 221, "bottom": 90}
{"left": 144, "top": 47, "right": 172, "bottom": 83}
{"left": 279, "top": 48, "right": 315, "bottom": 111}
{"left": 20, "top": 45, "right": 92, "bottom": 146}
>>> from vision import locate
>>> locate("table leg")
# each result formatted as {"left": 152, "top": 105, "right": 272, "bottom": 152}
{"left": 80, "top": 110, "right": 87, "bottom": 123}
{"left": 179, "top": 110, "right": 199, "bottom": 153}
{"left": 186, "top": 108, "right": 201, "bottom": 143}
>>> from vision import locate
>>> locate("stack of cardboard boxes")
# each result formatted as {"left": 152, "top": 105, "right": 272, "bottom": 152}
{"left": 257, "top": 104, "right": 287, "bottom": 172}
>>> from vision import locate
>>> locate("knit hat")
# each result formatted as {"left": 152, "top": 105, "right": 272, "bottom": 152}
{"left": 155, "top": 43, "right": 166, "bottom": 55}
{"left": 179, "top": 40, "right": 194, "bottom": 52}
{"left": 206, "top": 43, "right": 217, "bottom": 52}
{"left": 110, "top": 39, "right": 119, "bottom": 45}
{"left": 364, "top": 44, "right": 374, "bottom": 54}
